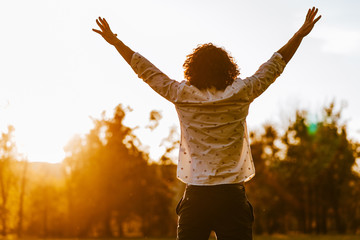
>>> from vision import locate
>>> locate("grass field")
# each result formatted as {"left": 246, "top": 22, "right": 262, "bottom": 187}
{"left": 252, "top": 235, "right": 360, "bottom": 240}
{"left": 1, "top": 236, "right": 358, "bottom": 240}
{"left": 63, "top": 235, "right": 358, "bottom": 240}
{"left": 112, "top": 236, "right": 357, "bottom": 240}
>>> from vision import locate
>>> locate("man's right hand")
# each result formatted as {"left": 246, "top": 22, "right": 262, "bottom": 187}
{"left": 92, "top": 17, "right": 120, "bottom": 45}
{"left": 277, "top": 7, "right": 321, "bottom": 63}
{"left": 296, "top": 7, "right": 321, "bottom": 38}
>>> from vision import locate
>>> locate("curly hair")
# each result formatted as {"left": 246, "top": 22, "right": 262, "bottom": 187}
{"left": 183, "top": 43, "right": 240, "bottom": 90}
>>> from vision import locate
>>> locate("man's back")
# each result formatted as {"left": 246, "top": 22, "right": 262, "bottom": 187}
{"left": 130, "top": 51, "right": 285, "bottom": 185}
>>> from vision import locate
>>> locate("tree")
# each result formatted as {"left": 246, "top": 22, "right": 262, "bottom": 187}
{"left": 17, "top": 159, "right": 28, "bottom": 237}
{"left": 0, "top": 126, "right": 17, "bottom": 236}
{"left": 279, "top": 102, "right": 360, "bottom": 233}
{"left": 248, "top": 125, "right": 300, "bottom": 234}
{"left": 63, "top": 104, "right": 175, "bottom": 237}
{"left": 247, "top": 102, "right": 360, "bottom": 234}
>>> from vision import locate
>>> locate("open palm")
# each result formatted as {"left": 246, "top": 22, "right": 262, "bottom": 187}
{"left": 92, "top": 17, "right": 119, "bottom": 45}
{"left": 297, "top": 7, "right": 321, "bottom": 37}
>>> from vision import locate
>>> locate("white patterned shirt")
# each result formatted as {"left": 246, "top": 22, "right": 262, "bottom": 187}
{"left": 131, "top": 52, "right": 286, "bottom": 185}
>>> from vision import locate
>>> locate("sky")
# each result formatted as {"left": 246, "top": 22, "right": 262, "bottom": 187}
{"left": 1, "top": 0, "right": 360, "bottom": 163}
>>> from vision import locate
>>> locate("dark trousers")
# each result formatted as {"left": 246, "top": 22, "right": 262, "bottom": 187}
{"left": 176, "top": 183, "right": 254, "bottom": 240}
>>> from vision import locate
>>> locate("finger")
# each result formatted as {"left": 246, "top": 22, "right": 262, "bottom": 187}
{"left": 98, "top": 17, "right": 106, "bottom": 29}
{"left": 311, "top": 8, "right": 318, "bottom": 21}
{"left": 308, "top": 7, "right": 314, "bottom": 18}
{"left": 306, "top": 8, "right": 311, "bottom": 20}
{"left": 313, "top": 15, "right": 321, "bottom": 24}
{"left": 96, "top": 19, "right": 103, "bottom": 29}
{"left": 99, "top": 17, "right": 108, "bottom": 30}
{"left": 96, "top": 19, "right": 105, "bottom": 31}
{"left": 92, "top": 29, "right": 103, "bottom": 35}
{"left": 103, "top": 18, "right": 110, "bottom": 29}
{"left": 314, "top": 8, "right": 318, "bottom": 16}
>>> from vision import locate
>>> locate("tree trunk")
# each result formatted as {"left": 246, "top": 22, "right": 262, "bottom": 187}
{"left": 334, "top": 204, "right": 346, "bottom": 233}
{"left": 43, "top": 187, "right": 49, "bottom": 238}
{"left": 103, "top": 210, "right": 113, "bottom": 237}
{"left": 17, "top": 160, "right": 28, "bottom": 237}
{"left": 298, "top": 186, "right": 307, "bottom": 233}
{"left": 320, "top": 204, "right": 327, "bottom": 234}
{"left": 305, "top": 184, "right": 313, "bottom": 233}
{"left": 0, "top": 168, "right": 7, "bottom": 237}
{"left": 0, "top": 216, "right": 6, "bottom": 237}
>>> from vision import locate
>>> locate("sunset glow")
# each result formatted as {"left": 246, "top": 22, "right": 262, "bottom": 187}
{"left": 1, "top": 0, "right": 360, "bottom": 163}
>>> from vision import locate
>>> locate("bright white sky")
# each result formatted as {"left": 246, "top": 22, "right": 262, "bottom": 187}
{"left": 1, "top": 0, "right": 360, "bottom": 163}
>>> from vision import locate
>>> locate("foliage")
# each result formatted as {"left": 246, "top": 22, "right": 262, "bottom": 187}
{"left": 0, "top": 126, "right": 18, "bottom": 236}
{"left": 247, "top": 102, "right": 360, "bottom": 234}
{"left": 62, "top": 104, "right": 176, "bottom": 237}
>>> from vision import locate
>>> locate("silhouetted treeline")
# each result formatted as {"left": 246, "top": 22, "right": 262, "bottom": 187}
{"left": 62, "top": 105, "right": 180, "bottom": 237}
{"left": 247, "top": 103, "right": 360, "bottom": 234}
{"left": 0, "top": 102, "right": 359, "bottom": 237}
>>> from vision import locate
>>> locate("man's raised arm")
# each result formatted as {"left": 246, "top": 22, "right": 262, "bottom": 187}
{"left": 92, "top": 17, "right": 134, "bottom": 65}
{"left": 92, "top": 17, "right": 181, "bottom": 103}
{"left": 277, "top": 7, "right": 321, "bottom": 64}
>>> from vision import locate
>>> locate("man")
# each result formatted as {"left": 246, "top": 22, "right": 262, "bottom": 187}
{"left": 93, "top": 7, "right": 321, "bottom": 240}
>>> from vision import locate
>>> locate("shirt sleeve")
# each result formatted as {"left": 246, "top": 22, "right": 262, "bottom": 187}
{"left": 243, "top": 52, "right": 286, "bottom": 102}
{"left": 130, "top": 52, "right": 181, "bottom": 103}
